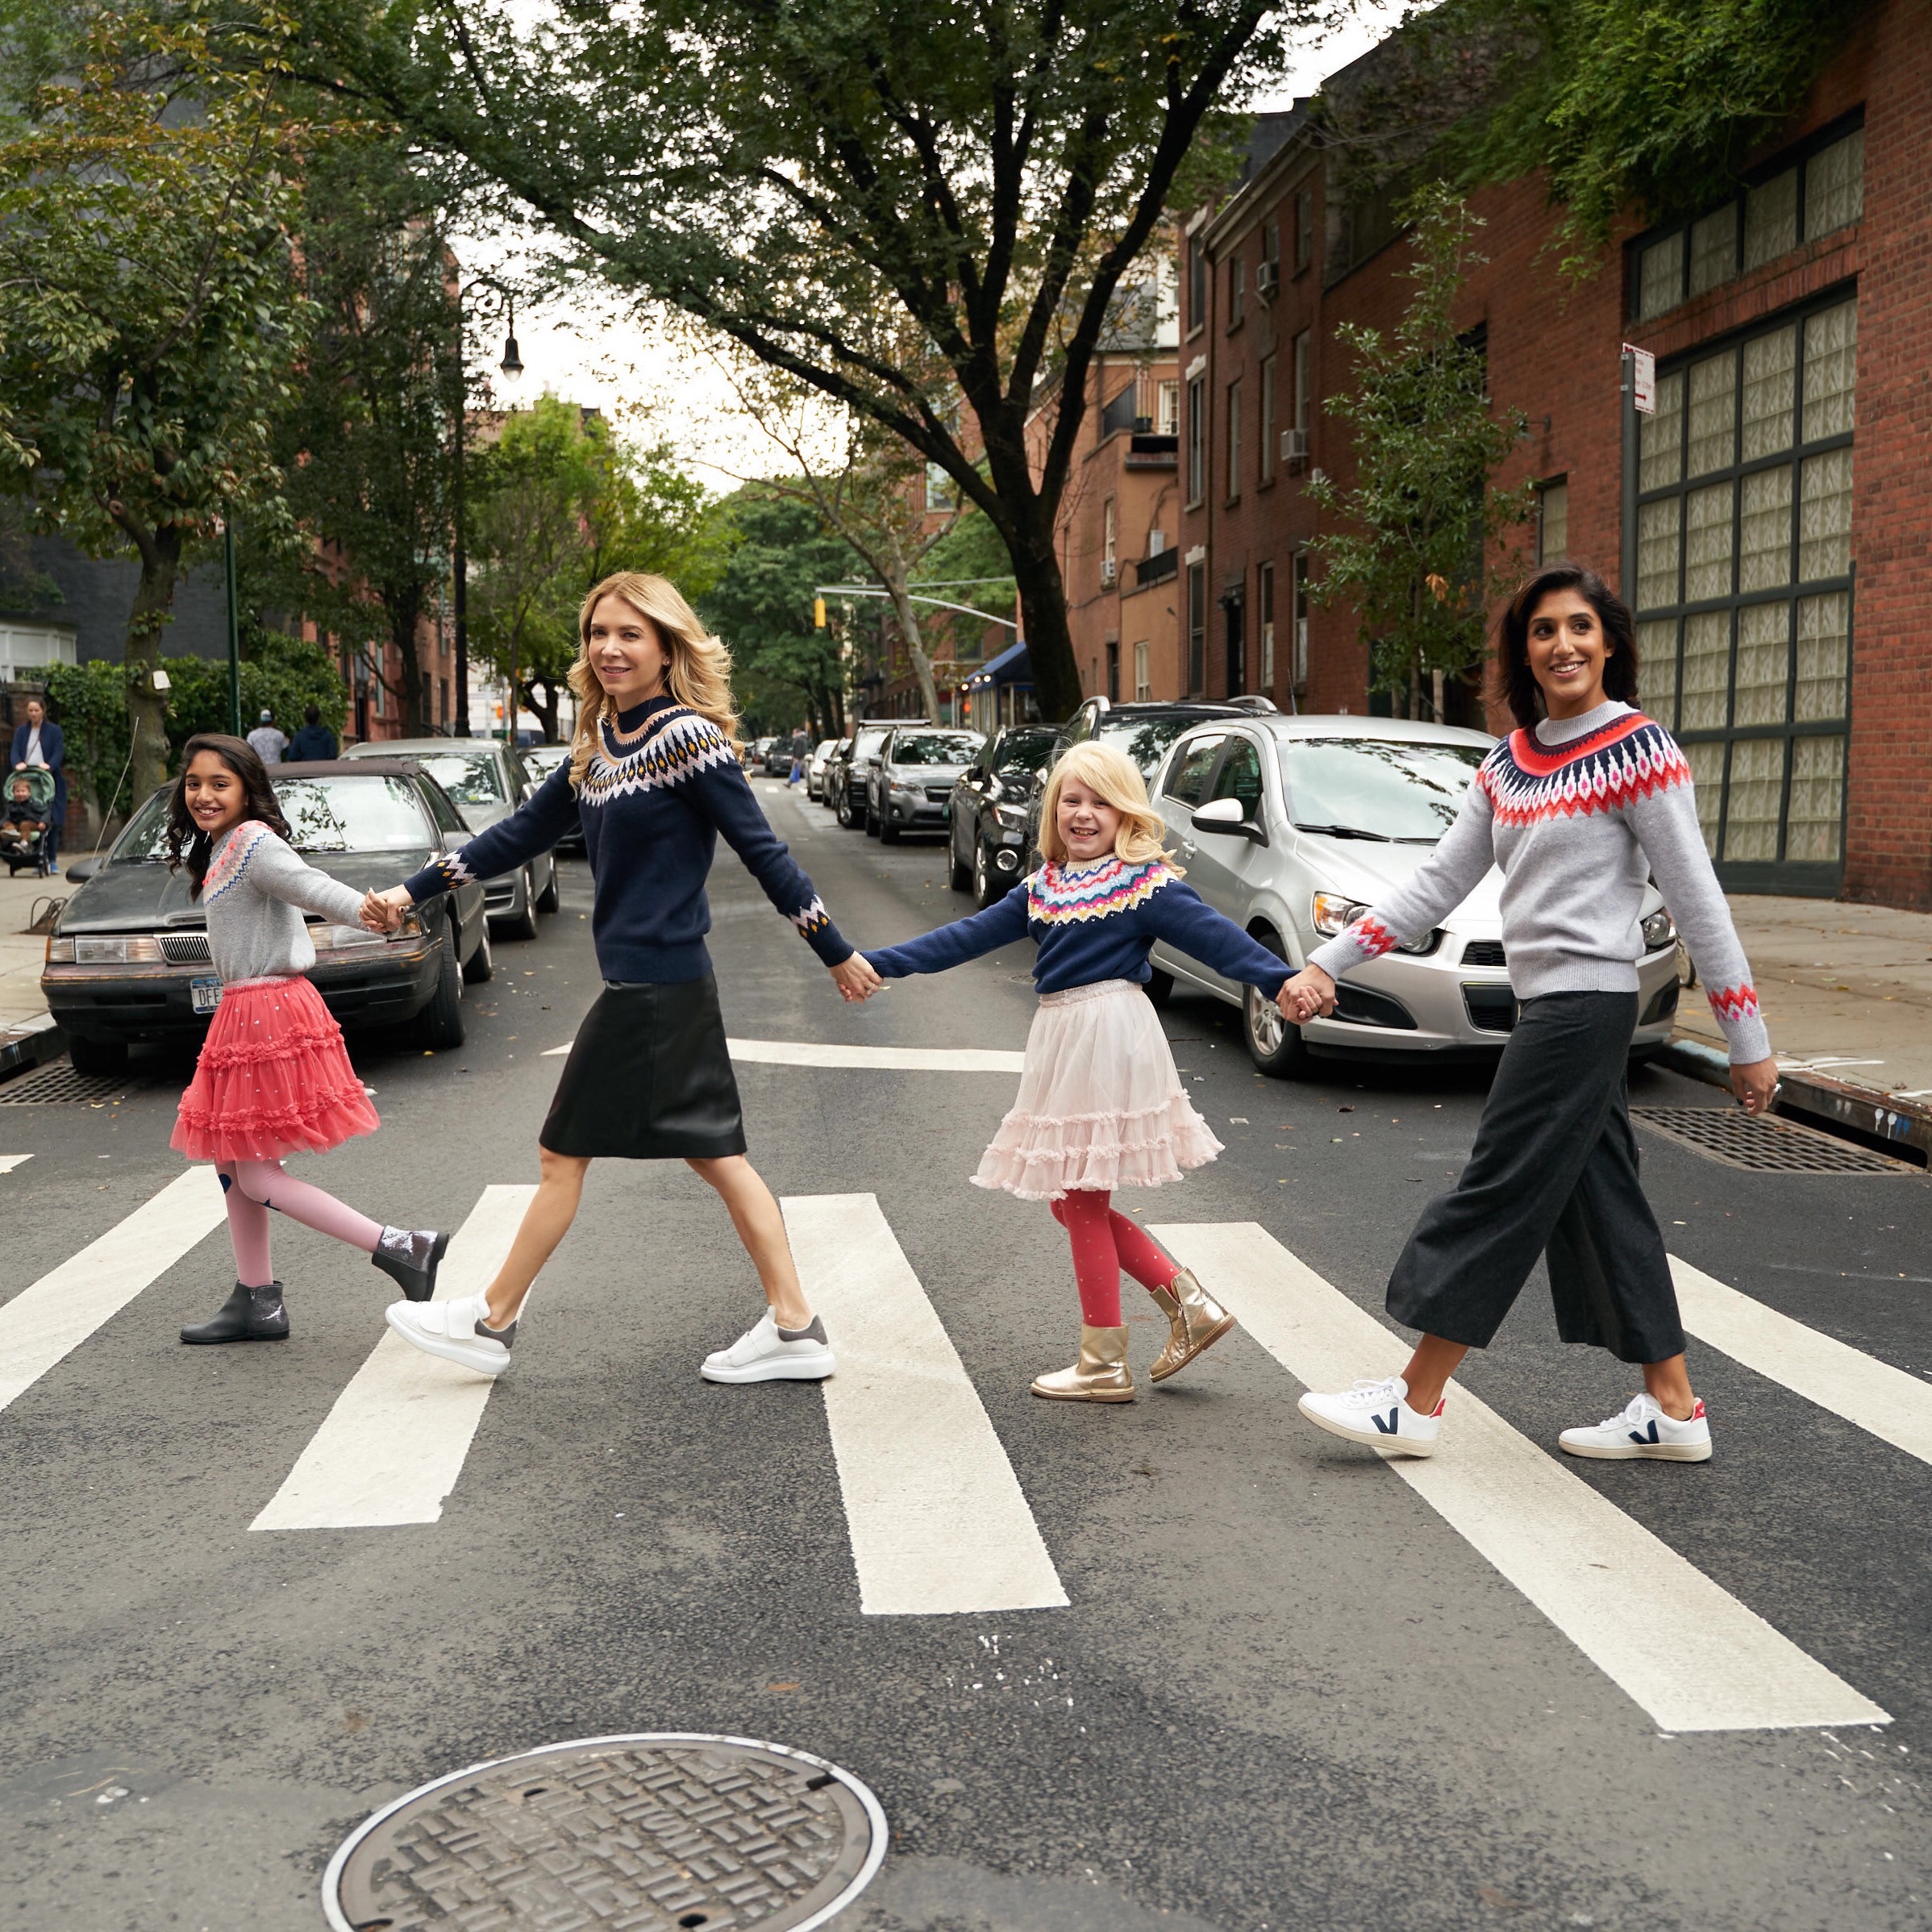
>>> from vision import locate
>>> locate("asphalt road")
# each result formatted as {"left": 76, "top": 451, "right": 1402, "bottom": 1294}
{"left": 2, "top": 777, "right": 1929, "bottom": 1932}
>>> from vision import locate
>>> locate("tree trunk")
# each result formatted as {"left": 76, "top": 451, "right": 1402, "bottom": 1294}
{"left": 1006, "top": 516, "right": 1079, "bottom": 722}
{"left": 882, "top": 565, "right": 941, "bottom": 724}
{"left": 122, "top": 521, "right": 183, "bottom": 805}
{"left": 390, "top": 598, "right": 431, "bottom": 735}
{"left": 520, "top": 677, "right": 560, "bottom": 742}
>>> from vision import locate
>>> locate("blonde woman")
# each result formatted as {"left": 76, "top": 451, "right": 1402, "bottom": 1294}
{"left": 364, "top": 573, "right": 880, "bottom": 1383}
{"left": 848, "top": 742, "right": 1298, "bottom": 1402}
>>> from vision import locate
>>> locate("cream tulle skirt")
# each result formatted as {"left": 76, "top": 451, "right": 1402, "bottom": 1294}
{"left": 972, "top": 979, "right": 1223, "bottom": 1201}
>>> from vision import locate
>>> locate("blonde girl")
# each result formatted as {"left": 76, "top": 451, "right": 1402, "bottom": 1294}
{"left": 367, "top": 573, "right": 878, "bottom": 1385}
{"left": 850, "top": 741, "right": 1298, "bottom": 1402}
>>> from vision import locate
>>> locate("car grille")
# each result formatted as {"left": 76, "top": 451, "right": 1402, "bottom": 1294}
{"left": 1463, "top": 985, "right": 1519, "bottom": 1033}
{"left": 1460, "top": 939, "right": 1507, "bottom": 968}
{"left": 925, "top": 786, "right": 952, "bottom": 803}
{"left": 159, "top": 932, "right": 212, "bottom": 965}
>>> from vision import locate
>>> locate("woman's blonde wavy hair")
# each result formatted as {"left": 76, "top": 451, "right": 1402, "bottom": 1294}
{"left": 1036, "top": 740, "right": 1181, "bottom": 872}
{"left": 566, "top": 572, "right": 742, "bottom": 786}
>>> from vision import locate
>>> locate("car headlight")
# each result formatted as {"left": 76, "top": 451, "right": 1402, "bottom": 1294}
{"left": 73, "top": 935, "right": 164, "bottom": 964}
{"left": 1641, "top": 909, "right": 1677, "bottom": 951}
{"left": 44, "top": 935, "right": 74, "bottom": 964}
{"left": 1309, "top": 893, "right": 1438, "bottom": 956}
{"left": 315, "top": 923, "right": 384, "bottom": 950}
{"left": 993, "top": 802, "right": 1028, "bottom": 831}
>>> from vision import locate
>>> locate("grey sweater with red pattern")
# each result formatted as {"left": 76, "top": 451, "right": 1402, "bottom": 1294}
{"left": 1305, "top": 701, "right": 1772, "bottom": 1064}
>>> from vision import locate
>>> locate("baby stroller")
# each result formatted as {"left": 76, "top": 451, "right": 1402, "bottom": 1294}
{"left": 2, "top": 764, "right": 57, "bottom": 876}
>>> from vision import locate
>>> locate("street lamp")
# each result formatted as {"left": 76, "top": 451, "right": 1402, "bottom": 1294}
{"left": 452, "top": 278, "right": 523, "bottom": 740}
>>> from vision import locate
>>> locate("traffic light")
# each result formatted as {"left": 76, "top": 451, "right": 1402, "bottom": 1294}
{"left": 814, "top": 596, "right": 827, "bottom": 629}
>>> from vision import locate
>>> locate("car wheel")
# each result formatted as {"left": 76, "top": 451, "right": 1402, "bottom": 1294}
{"left": 68, "top": 1033, "right": 128, "bottom": 1076}
{"left": 949, "top": 832, "right": 972, "bottom": 893}
{"left": 534, "top": 860, "right": 560, "bottom": 914}
{"left": 1243, "top": 929, "right": 1308, "bottom": 1078}
{"left": 497, "top": 867, "right": 540, "bottom": 942}
{"left": 414, "top": 931, "right": 466, "bottom": 1050}
{"left": 880, "top": 817, "right": 901, "bottom": 843}
{"left": 836, "top": 787, "right": 856, "bottom": 828}
{"left": 972, "top": 840, "right": 1004, "bottom": 910}
{"left": 461, "top": 914, "right": 494, "bottom": 984}
{"left": 1144, "top": 967, "right": 1175, "bottom": 1010}
{"left": 864, "top": 801, "right": 881, "bottom": 837}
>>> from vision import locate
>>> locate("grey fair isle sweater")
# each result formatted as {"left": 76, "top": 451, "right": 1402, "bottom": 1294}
{"left": 198, "top": 820, "right": 368, "bottom": 985}
{"left": 1305, "top": 701, "right": 1772, "bottom": 1065}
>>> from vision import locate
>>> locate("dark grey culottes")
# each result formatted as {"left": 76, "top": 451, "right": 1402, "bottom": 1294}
{"left": 1385, "top": 990, "right": 1686, "bottom": 1365}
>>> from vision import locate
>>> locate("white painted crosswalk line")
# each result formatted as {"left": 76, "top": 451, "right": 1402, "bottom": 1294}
{"left": 1152, "top": 1222, "right": 1888, "bottom": 1734}
{"left": 541, "top": 1036, "right": 1026, "bottom": 1072}
{"left": 250, "top": 1185, "right": 535, "bottom": 1531}
{"left": 1670, "top": 1255, "right": 1932, "bottom": 1468}
{"left": 0, "top": 1154, "right": 33, "bottom": 1173}
{"left": 0, "top": 1167, "right": 227, "bottom": 1417}
{"left": 784, "top": 1193, "right": 1068, "bottom": 1617}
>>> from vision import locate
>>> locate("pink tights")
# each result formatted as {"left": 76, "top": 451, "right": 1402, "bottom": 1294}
{"left": 1049, "top": 1189, "right": 1180, "bottom": 1327}
{"left": 217, "top": 1160, "right": 383, "bottom": 1289}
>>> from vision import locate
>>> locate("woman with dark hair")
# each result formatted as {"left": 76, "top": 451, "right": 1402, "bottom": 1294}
{"left": 165, "top": 734, "right": 451, "bottom": 1343}
{"left": 1279, "top": 564, "right": 1777, "bottom": 1464}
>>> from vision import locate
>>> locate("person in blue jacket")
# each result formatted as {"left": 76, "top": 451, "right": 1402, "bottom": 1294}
{"left": 10, "top": 696, "right": 65, "bottom": 872}
{"left": 847, "top": 739, "right": 1299, "bottom": 1405}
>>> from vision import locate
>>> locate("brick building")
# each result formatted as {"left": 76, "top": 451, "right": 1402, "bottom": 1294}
{"left": 1179, "top": 2, "right": 1932, "bottom": 908}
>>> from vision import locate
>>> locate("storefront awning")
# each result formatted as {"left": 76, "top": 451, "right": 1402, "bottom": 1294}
{"left": 963, "top": 640, "right": 1030, "bottom": 689}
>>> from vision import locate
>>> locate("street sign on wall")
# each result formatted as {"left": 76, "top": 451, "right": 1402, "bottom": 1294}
{"left": 1623, "top": 344, "right": 1657, "bottom": 414}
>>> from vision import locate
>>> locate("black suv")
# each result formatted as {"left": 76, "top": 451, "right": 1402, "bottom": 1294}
{"left": 827, "top": 722, "right": 897, "bottom": 830}
{"left": 1024, "top": 696, "right": 1272, "bottom": 859}
{"left": 948, "top": 722, "right": 1059, "bottom": 906}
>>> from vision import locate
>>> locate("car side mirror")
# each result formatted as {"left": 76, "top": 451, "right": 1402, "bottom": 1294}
{"left": 65, "top": 856, "right": 98, "bottom": 883}
{"left": 441, "top": 831, "right": 471, "bottom": 854}
{"left": 1191, "top": 795, "right": 1267, "bottom": 843}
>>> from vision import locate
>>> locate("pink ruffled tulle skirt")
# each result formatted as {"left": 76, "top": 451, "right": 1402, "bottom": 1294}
{"left": 973, "top": 978, "right": 1222, "bottom": 1201}
{"left": 171, "top": 975, "right": 380, "bottom": 1164}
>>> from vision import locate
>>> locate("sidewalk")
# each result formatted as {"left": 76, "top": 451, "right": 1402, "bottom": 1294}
{"left": 0, "top": 862, "right": 92, "bottom": 1076}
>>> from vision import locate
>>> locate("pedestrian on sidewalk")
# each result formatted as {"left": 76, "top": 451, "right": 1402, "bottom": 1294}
{"left": 248, "top": 709, "right": 288, "bottom": 765}
{"left": 9, "top": 695, "right": 65, "bottom": 872}
{"left": 1281, "top": 563, "right": 1779, "bottom": 1465}
{"left": 787, "top": 724, "right": 810, "bottom": 787}
{"left": 164, "top": 735, "right": 452, "bottom": 1343}
{"left": 364, "top": 571, "right": 877, "bottom": 1384}
{"left": 287, "top": 704, "right": 339, "bottom": 762}
{"left": 843, "top": 740, "right": 1299, "bottom": 1403}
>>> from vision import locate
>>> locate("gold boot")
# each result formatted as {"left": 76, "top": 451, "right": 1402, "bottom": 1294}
{"left": 1031, "top": 1324, "right": 1135, "bottom": 1402}
{"left": 1148, "top": 1268, "right": 1236, "bottom": 1383}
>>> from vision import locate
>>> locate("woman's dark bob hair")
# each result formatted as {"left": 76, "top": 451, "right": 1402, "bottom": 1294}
{"left": 164, "top": 732, "right": 292, "bottom": 898}
{"left": 1494, "top": 563, "right": 1640, "bottom": 731}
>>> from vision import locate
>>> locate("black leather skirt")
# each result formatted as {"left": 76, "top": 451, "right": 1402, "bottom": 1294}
{"left": 539, "top": 974, "right": 747, "bottom": 1161}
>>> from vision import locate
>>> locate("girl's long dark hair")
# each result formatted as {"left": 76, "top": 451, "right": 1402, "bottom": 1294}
{"left": 164, "top": 734, "right": 292, "bottom": 898}
{"left": 1493, "top": 564, "right": 1641, "bottom": 731}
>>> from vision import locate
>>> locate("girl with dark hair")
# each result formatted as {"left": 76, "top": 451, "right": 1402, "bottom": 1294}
{"left": 1279, "top": 565, "right": 1778, "bottom": 1464}
{"left": 165, "top": 734, "right": 451, "bottom": 1344}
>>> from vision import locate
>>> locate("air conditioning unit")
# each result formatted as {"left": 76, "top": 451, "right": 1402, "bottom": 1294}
{"left": 1100, "top": 561, "right": 1118, "bottom": 589}
{"left": 1279, "top": 427, "right": 1309, "bottom": 463}
{"left": 1255, "top": 260, "right": 1280, "bottom": 299}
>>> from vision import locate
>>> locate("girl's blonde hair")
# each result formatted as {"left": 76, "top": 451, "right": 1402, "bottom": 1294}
{"left": 1037, "top": 740, "right": 1180, "bottom": 871}
{"left": 566, "top": 573, "right": 742, "bottom": 785}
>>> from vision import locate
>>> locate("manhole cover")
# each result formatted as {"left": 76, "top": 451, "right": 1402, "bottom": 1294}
{"left": 1633, "top": 1106, "right": 1917, "bottom": 1174}
{"left": 323, "top": 1733, "right": 886, "bottom": 1932}
{"left": 0, "top": 1059, "right": 128, "bottom": 1105}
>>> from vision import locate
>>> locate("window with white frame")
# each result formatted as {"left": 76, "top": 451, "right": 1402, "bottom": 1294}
{"left": 1157, "top": 380, "right": 1180, "bottom": 436}
{"left": 1102, "top": 497, "right": 1117, "bottom": 587}
{"left": 1133, "top": 639, "right": 1151, "bottom": 702}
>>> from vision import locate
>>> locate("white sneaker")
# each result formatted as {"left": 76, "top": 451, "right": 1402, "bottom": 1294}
{"left": 1559, "top": 1393, "right": 1711, "bottom": 1462}
{"left": 385, "top": 1293, "right": 516, "bottom": 1378}
{"left": 701, "top": 1310, "right": 835, "bottom": 1384}
{"left": 1297, "top": 1375, "right": 1443, "bottom": 1457}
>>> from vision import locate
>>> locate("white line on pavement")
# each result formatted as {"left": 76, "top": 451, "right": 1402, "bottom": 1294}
{"left": 0, "top": 1167, "right": 227, "bottom": 1416}
{"left": 539, "top": 1036, "right": 1026, "bottom": 1072}
{"left": 0, "top": 1153, "right": 31, "bottom": 1172}
{"left": 1670, "top": 1255, "right": 1932, "bottom": 1468}
{"left": 250, "top": 1185, "right": 536, "bottom": 1531}
{"left": 1151, "top": 1221, "right": 1888, "bottom": 1734}
{"left": 783, "top": 1192, "right": 1068, "bottom": 1617}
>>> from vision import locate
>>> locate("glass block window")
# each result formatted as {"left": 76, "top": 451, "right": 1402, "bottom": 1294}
{"left": 1630, "top": 293, "right": 1855, "bottom": 886}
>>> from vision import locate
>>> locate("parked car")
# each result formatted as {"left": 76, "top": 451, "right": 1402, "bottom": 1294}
{"left": 520, "top": 740, "right": 584, "bottom": 854}
{"left": 866, "top": 726, "right": 983, "bottom": 843}
{"left": 827, "top": 722, "right": 896, "bottom": 830}
{"left": 344, "top": 738, "right": 558, "bottom": 939}
{"left": 806, "top": 739, "right": 837, "bottom": 801}
{"left": 1143, "top": 714, "right": 1681, "bottom": 1075}
{"left": 816, "top": 735, "right": 854, "bottom": 807}
{"left": 42, "top": 761, "right": 493, "bottom": 1072}
{"left": 948, "top": 722, "right": 1059, "bottom": 906}
{"left": 762, "top": 736, "right": 798, "bottom": 778}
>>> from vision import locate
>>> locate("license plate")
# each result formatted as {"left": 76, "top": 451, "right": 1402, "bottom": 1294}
{"left": 190, "top": 976, "right": 223, "bottom": 1015}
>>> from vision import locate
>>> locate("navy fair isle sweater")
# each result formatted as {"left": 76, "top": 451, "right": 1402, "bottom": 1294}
{"left": 402, "top": 696, "right": 852, "bottom": 983}
{"left": 866, "top": 854, "right": 1291, "bottom": 997}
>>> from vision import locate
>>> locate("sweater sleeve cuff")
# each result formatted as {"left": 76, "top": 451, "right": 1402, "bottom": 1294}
{"left": 404, "top": 858, "right": 455, "bottom": 903}
{"left": 793, "top": 897, "right": 853, "bottom": 968}
{"left": 1705, "top": 981, "right": 1772, "bottom": 1064}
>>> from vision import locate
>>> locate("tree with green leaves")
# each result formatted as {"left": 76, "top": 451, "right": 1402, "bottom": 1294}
{"left": 1307, "top": 185, "right": 1534, "bottom": 720}
{"left": 290, "top": 0, "right": 1330, "bottom": 722}
{"left": 0, "top": 2, "right": 314, "bottom": 800}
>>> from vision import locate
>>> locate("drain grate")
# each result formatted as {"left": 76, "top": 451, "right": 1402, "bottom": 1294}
{"left": 0, "top": 1059, "right": 128, "bottom": 1105}
{"left": 323, "top": 1733, "right": 885, "bottom": 1932}
{"left": 1633, "top": 1106, "right": 1917, "bottom": 1174}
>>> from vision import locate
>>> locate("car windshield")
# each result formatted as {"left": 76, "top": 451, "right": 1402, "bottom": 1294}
{"left": 889, "top": 732, "right": 980, "bottom": 767}
{"left": 402, "top": 752, "right": 506, "bottom": 806}
{"left": 995, "top": 728, "right": 1057, "bottom": 774}
{"left": 1277, "top": 739, "right": 1488, "bottom": 842}
{"left": 1097, "top": 714, "right": 1201, "bottom": 778}
{"left": 110, "top": 775, "right": 434, "bottom": 863}
{"left": 853, "top": 728, "right": 890, "bottom": 757}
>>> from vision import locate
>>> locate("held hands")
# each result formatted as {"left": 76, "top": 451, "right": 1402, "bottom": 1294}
{"left": 359, "top": 885, "right": 412, "bottom": 935}
{"left": 1279, "top": 964, "right": 1336, "bottom": 1024}
{"left": 1730, "top": 1056, "right": 1780, "bottom": 1116}
{"left": 831, "top": 953, "right": 884, "bottom": 1003}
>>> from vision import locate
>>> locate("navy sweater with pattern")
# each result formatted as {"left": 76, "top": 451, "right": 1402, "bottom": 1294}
{"left": 865, "top": 855, "right": 1291, "bottom": 997}
{"left": 402, "top": 696, "right": 851, "bottom": 983}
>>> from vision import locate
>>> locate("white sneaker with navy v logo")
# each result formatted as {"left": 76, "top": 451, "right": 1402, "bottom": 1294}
{"left": 1297, "top": 1375, "right": 1443, "bottom": 1457}
{"left": 1559, "top": 1393, "right": 1711, "bottom": 1461}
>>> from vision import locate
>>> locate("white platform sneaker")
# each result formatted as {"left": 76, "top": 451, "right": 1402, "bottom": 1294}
{"left": 385, "top": 1293, "right": 516, "bottom": 1377}
{"left": 701, "top": 1310, "right": 836, "bottom": 1384}
{"left": 1297, "top": 1375, "right": 1443, "bottom": 1457}
{"left": 1559, "top": 1393, "right": 1711, "bottom": 1461}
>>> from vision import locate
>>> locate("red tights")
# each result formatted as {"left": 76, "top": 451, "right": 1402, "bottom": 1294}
{"left": 1049, "top": 1189, "right": 1180, "bottom": 1327}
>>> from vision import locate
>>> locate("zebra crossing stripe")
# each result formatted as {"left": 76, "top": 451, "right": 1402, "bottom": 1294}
{"left": 1151, "top": 1221, "right": 1888, "bottom": 1734}
{"left": 783, "top": 1193, "right": 1068, "bottom": 1617}
{"left": 539, "top": 1037, "right": 1026, "bottom": 1072}
{"left": 250, "top": 1185, "right": 536, "bottom": 1531}
{"left": 0, "top": 1167, "right": 227, "bottom": 1418}
{"left": 1670, "top": 1255, "right": 1932, "bottom": 1467}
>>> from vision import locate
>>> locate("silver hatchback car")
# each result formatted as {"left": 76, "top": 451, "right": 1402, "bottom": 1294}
{"left": 1145, "top": 715, "right": 1683, "bottom": 1076}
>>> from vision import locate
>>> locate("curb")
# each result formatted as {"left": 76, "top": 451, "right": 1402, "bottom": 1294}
{"left": 1659, "top": 1033, "right": 1931, "bottom": 1168}
{"left": 0, "top": 1011, "right": 66, "bottom": 1085}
